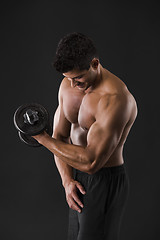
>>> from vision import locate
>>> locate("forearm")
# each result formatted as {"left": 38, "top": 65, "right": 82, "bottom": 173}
{"left": 39, "top": 134, "right": 92, "bottom": 172}
{"left": 52, "top": 135, "right": 74, "bottom": 187}
{"left": 54, "top": 155, "right": 74, "bottom": 187}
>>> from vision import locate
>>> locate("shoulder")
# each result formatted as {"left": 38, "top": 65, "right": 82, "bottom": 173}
{"left": 96, "top": 90, "right": 133, "bottom": 123}
{"left": 58, "top": 77, "right": 70, "bottom": 101}
{"left": 59, "top": 77, "right": 70, "bottom": 92}
{"left": 98, "top": 91, "right": 128, "bottom": 111}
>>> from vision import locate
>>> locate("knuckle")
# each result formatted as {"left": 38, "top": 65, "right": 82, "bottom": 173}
{"left": 76, "top": 181, "right": 81, "bottom": 186}
{"left": 70, "top": 204, "right": 74, "bottom": 209}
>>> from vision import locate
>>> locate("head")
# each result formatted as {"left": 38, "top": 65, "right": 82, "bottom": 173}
{"left": 53, "top": 32, "right": 100, "bottom": 91}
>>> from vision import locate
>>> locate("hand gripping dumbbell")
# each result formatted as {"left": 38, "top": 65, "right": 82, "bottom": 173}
{"left": 13, "top": 103, "right": 52, "bottom": 147}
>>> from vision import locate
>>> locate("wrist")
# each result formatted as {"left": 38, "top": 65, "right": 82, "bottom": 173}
{"left": 62, "top": 177, "right": 74, "bottom": 188}
{"left": 39, "top": 132, "right": 52, "bottom": 145}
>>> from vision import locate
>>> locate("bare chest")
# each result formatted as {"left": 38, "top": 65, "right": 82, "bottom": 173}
{"left": 63, "top": 91, "right": 101, "bottom": 130}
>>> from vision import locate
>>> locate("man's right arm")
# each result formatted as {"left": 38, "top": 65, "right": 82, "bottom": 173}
{"left": 52, "top": 80, "right": 73, "bottom": 187}
{"left": 53, "top": 106, "right": 73, "bottom": 187}
{"left": 52, "top": 79, "right": 85, "bottom": 213}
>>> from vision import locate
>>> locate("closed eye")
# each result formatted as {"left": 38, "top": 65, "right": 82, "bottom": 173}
{"left": 74, "top": 75, "right": 84, "bottom": 80}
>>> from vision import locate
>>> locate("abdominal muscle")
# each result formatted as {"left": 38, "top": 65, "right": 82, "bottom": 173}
{"left": 70, "top": 123, "right": 124, "bottom": 168}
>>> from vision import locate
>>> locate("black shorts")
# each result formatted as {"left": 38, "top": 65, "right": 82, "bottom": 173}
{"left": 67, "top": 164, "right": 129, "bottom": 240}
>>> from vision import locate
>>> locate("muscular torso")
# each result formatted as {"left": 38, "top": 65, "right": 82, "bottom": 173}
{"left": 62, "top": 67, "right": 137, "bottom": 167}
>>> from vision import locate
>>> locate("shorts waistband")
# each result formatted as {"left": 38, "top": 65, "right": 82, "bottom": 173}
{"left": 104, "top": 164, "right": 126, "bottom": 174}
{"left": 75, "top": 164, "right": 126, "bottom": 176}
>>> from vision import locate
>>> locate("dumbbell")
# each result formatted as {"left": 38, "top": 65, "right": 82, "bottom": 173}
{"left": 13, "top": 103, "right": 52, "bottom": 147}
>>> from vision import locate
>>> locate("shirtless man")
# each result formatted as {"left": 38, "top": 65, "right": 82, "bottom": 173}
{"left": 33, "top": 32, "right": 138, "bottom": 240}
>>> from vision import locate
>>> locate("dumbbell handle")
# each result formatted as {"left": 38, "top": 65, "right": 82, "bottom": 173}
{"left": 23, "top": 109, "right": 39, "bottom": 125}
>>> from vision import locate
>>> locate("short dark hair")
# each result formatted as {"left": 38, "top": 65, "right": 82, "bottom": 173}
{"left": 53, "top": 32, "right": 98, "bottom": 73}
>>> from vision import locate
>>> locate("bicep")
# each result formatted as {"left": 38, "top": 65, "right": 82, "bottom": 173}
{"left": 86, "top": 95, "right": 129, "bottom": 169}
{"left": 87, "top": 121, "right": 122, "bottom": 163}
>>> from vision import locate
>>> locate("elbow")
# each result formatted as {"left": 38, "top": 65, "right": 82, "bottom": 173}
{"left": 85, "top": 163, "right": 98, "bottom": 175}
{"left": 86, "top": 162, "right": 99, "bottom": 175}
{"left": 81, "top": 151, "right": 99, "bottom": 175}
{"left": 78, "top": 148, "right": 104, "bottom": 175}
{"left": 85, "top": 168, "right": 95, "bottom": 175}
{"left": 78, "top": 151, "right": 94, "bottom": 174}
{"left": 83, "top": 157, "right": 98, "bottom": 175}
{"left": 84, "top": 154, "right": 108, "bottom": 175}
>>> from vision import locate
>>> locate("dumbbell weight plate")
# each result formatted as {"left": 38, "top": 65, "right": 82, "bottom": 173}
{"left": 18, "top": 123, "right": 52, "bottom": 147}
{"left": 18, "top": 131, "right": 41, "bottom": 147}
{"left": 14, "top": 103, "right": 49, "bottom": 136}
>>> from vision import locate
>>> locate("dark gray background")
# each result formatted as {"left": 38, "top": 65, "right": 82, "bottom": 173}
{"left": 1, "top": 1, "right": 159, "bottom": 239}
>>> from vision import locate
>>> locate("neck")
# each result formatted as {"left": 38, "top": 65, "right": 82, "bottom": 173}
{"left": 85, "top": 64, "right": 103, "bottom": 93}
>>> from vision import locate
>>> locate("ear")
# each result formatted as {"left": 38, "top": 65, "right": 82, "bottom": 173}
{"left": 90, "top": 58, "right": 99, "bottom": 69}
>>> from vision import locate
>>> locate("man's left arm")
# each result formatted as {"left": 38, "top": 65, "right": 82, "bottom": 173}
{"left": 34, "top": 94, "right": 129, "bottom": 174}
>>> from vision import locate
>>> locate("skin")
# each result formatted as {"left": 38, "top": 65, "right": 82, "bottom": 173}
{"left": 33, "top": 58, "right": 138, "bottom": 213}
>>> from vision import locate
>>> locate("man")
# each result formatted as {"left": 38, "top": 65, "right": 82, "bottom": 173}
{"left": 33, "top": 32, "right": 138, "bottom": 240}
